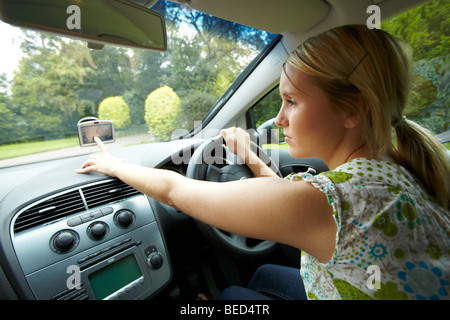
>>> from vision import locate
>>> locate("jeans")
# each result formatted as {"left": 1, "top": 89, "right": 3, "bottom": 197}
{"left": 220, "top": 264, "right": 307, "bottom": 300}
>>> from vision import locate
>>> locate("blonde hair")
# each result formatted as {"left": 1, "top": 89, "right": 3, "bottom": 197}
{"left": 287, "top": 24, "right": 449, "bottom": 209}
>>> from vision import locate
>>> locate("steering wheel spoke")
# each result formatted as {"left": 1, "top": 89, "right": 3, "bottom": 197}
{"left": 229, "top": 233, "right": 247, "bottom": 247}
{"left": 205, "top": 163, "right": 226, "bottom": 182}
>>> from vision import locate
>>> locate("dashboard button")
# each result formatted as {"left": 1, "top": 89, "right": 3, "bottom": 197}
{"left": 51, "top": 230, "right": 79, "bottom": 253}
{"left": 87, "top": 221, "right": 108, "bottom": 240}
{"left": 101, "top": 207, "right": 114, "bottom": 216}
{"left": 67, "top": 217, "right": 82, "bottom": 227}
{"left": 147, "top": 252, "right": 163, "bottom": 269}
{"left": 114, "top": 210, "right": 135, "bottom": 228}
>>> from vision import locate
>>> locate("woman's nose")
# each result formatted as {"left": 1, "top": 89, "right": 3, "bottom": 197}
{"left": 274, "top": 105, "right": 288, "bottom": 127}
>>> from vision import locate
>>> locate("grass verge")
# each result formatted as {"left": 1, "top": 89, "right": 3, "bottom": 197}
{"left": 0, "top": 137, "right": 79, "bottom": 160}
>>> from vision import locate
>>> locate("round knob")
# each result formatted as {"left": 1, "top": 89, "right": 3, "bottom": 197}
{"left": 53, "top": 231, "right": 77, "bottom": 253}
{"left": 88, "top": 222, "right": 108, "bottom": 240}
{"left": 147, "top": 252, "right": 163, "bottom": 269}
{"left": 115, "top": 210, "right": 135, "bottom": 228}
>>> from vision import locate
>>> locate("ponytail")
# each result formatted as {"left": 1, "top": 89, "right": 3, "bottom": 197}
{"left": 394, "top": 118, "right": 450, "bottom": 209}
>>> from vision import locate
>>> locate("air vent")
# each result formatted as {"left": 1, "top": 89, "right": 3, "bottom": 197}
{"left": 14, "top": 190, "right": 85, "bottom": 233}
{"left": 82, "top": 179, "right": 141, "bottom": 208}
{"left": 13, "top": 179, "right": 141, "bottom": 233}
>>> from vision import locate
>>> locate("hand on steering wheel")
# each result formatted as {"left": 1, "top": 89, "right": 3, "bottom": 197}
{"left": 220, "top": 127, "right": 251, "bottom": 163}
{"left": 186, "top": 133, "right": 281, "bottom": 258}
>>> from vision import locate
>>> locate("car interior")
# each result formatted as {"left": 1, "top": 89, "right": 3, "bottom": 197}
{"left": 0, "top": 0, "right": 446, "bottom": 301}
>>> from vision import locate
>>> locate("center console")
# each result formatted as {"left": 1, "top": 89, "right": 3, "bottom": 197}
{"left": 10, "top": 179, "right": 171, "bottom": 300}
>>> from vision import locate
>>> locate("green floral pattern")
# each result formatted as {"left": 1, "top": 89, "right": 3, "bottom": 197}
{"left": 287, "top": 158, "right": 450, "bottom": 300}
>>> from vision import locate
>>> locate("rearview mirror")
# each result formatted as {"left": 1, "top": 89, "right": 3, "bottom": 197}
{"left": 0, "top": 0, "right": 167, "bottom": 51}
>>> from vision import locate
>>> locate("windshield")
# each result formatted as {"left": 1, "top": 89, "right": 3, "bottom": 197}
{"left": 1, "top": 0, "right": 448, "bottom": 169}
{"left": 0, "top": 0, "right": 276, "bottom": 167}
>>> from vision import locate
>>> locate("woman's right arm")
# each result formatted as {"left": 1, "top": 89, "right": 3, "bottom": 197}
{"left": 220, "top": 127, "right": 279, "bottom": 178}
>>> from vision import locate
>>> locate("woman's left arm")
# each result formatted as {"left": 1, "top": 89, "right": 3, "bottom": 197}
{"left": 221, "top": 127, "right": 279, "bottom": 178}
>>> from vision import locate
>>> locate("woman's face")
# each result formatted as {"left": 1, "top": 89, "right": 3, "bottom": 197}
{"left": 275, "top": 64, "right": 349, "bottom": 165}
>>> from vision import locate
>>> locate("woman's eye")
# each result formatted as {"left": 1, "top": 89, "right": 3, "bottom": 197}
{"left": 287, "top": 99, "right": 295, "bottom": 106}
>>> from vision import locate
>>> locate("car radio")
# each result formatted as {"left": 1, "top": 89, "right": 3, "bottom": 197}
{"left": 10, "top": 180, "right": 171, "bottom": 300}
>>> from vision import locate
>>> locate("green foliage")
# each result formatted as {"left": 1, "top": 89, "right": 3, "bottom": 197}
{"left": 381, "top": 0, "right": 449, "bottom": 61}
{"left": 145, "top": 86, "right": 181, "bottom": 140}
{"left": 253, "top": 86, "right": 285, "bottom": 142}
{"left": 1, "top": 1, "right": 276, "bottom": 148}
{"left": 3, "top": 0, "right": 446, "bottom": 152}
{"left": 382, "top": 0, "right": 449, "bottom": 134}
{"left": 0, "top": 137, "right": 78, "bottom": 160}
{"left": 179, "top": 90, "right": 217, "bottom": 129}
{"left": 0, "top": 74, "right": 18, "bottom": 144}
{"left": 0, "top": 101, "right": 17, "bottom": 144}
{"left": 98, "top": 96, "right": 131, "bottom": 129}
{"left": 406, "top": 56, "right": 449, "bottom": 133}
{"left": 253, "top": 88, "right": 282, "bottom": 128}
{"left": 123, "top": 90, "right": 145, "bottom": 125}
{"left": 7, "top": 32, "right": 96, "bottom": 141}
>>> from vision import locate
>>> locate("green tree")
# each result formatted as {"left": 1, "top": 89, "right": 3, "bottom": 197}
{"left": 382, "top": 0, "right": 449, "bottom": 133}
{"left": 145, "top": 86, "right": 181, "bottom": 140}
{"left": 179, "top": 89, "right": 217, "bottom": 129}
{"left": 10, "top": 31, "right": 96, "bottom": 139}
{"left": 98, "top": 96, "right": 131, "bottom": 130}
{"left": 159, "top": 21, "right": 264, "bottom": 132}
{"left": 382, "top": 0, "right": 449, "bottom": 61}
{"left": 4, "top": 1, "right": 277, "bottom": 145}
{"left": 0, "top": 73, "right": 20, "bottom": 144}
{"left": 88, "top": 46, "right": 134, "bottom": 99}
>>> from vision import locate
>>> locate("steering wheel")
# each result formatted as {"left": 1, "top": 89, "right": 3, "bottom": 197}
{"left": 186, "top": 135, "right": 281, "bottom": 258}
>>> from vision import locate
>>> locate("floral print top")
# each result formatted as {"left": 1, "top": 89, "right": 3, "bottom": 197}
{"left": 286, "top": 158, "right": 450, "bottom": 300}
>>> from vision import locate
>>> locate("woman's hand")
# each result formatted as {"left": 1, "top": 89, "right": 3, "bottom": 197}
{"left": 77, "top": 137, "right": 123, "bottom": 177}
{"left": 221, "top": 127, "right": 278, "bottom": 178}
{"left": 220, "top": 127, "right": 251, "bottom": 162}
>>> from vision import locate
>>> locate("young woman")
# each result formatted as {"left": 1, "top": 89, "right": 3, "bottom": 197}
{"left": 78, "top": 25, "right": 449, "bottom": 300}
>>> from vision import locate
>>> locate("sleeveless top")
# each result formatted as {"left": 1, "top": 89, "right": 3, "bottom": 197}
{"left": 286, "top": 158, "right": 450, "bottom": 300}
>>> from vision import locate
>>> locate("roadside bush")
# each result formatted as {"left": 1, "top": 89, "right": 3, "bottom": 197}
{"left": 145, "top": 86, "right": 181, "bottom": 140}
{"left": 98, "top": 96, "right": 131, "bottom": 129}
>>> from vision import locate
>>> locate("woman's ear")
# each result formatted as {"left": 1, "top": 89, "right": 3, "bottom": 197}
{"left": 343, "top": 95, "right": 367, "bottom": 129}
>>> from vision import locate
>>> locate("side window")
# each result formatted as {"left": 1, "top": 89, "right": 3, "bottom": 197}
{"left": 252, "top": 0, "right": 449, "bottom": 150}
{"left": 252, "top": 85, "right": 285, "bottom": 146}
{"left": 382, "top": 0, "right": 449, "bottom": 148}
{"left": 253, "top": 86, "right": 281, "bottom": 127}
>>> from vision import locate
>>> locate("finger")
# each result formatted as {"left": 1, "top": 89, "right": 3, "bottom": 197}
{"left": 94, "top": 137, "right": 108, "bottom": 154}
{"left": 79, "top": 160, "right": 95, "bottom": 170}
{"left": 77, "top": 165, "right": 95, "bottom": 173}
{"left": 220, "top": 129, "right": 230, "bottom": 145}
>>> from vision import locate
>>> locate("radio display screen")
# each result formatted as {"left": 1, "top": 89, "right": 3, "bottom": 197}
{"left": 89, "top": 255, "right": 142, "bottom": 300}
